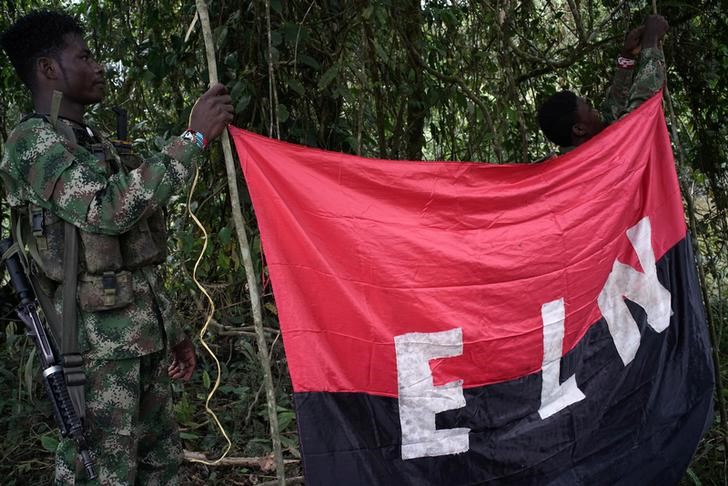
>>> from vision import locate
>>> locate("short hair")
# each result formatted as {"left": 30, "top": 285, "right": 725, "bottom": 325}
{"left": 537, "top": 90, "right": 578, "bottom": 147}
{"left": 0, "top": 10, "right": 84, "bottom": 89}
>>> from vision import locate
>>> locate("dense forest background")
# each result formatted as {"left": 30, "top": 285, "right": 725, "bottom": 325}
{"left": 1, "top": 0, "right": 726, "bottom": 484}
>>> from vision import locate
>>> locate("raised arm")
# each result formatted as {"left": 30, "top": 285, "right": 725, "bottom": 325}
{"left": 601, "top": 16, "right": 668, "bottom": 123}
{"left": 622, "top": 15, "right": 668, "bottom": 115}
{"left": 601, "top": 26, "right": 644, "bottom": 124}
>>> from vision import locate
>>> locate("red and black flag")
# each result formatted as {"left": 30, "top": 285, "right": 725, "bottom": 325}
{"left": 230, "top": 93, "right": 714, "bottom": 485}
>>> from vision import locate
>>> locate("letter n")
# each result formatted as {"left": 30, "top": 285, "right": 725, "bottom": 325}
{"left": 597, "top": 216, "right": 672, "bottom": 365}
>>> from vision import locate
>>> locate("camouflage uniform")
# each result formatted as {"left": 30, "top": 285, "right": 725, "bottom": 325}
{"left": 0, "top": 116, "right": 202, "bottom": 485}
{"left": 558, "top": 47, "right": 666, "bottom": 155}
{"left": 600, "top": 47, "right": 666, "bottom": 123}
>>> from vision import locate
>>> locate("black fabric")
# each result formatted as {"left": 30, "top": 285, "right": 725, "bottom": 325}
{"left": 294, "top": 237, "right": 714, "bottom": 486}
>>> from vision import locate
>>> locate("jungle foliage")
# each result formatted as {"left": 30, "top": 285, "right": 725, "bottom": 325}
{"left": 1, "top": 0, "right": 727, "bottom": 484}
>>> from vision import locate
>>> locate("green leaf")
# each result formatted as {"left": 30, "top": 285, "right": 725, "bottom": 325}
{"left": 216, "top": 252, "right": 230, "bottom": 270}
{"left": 23, "top": 347, "right": 36, "bottom": 399}
{"left": 236, "top": 95, "right": 251, "bottom": 114}
{"left": 230, "top": 79, "right": 245, "bottom": 100}
{"left": 277, "top": 103, "right": 290, "bottom": 122}
{"left": 280, "top": 435, "right": 301, "bottom": 458}
{"left": 142, "top": 69, "right": 155, "bottom": 83}
{"left": 686, "top": 468, "right": 702, "bottom": 486}
{"left": 219, "top": 226, "right": 232, "bottom": 246}
{"left": 271, "top": 30, "right": 283, "bottom": 47}
{"left": 265, "top": 302, "right": 278, "bottom": 316}
{"left": 214, "top": 25, "right": 229, "bottom": 46}
{"left": 288, "top": 79, "right": 305, "bottom": 96}
{"left": 224, "top": 52, "right": 238, "bottom": 68}
{"left": 179, "top": 431, "right": 200, "bottom": 441}
{"left": 318, "top": 65, "right": 339, "bottom": 90}
{"left": 41, "top": 434, "right": 59, "bottom": 453}
{"left": 277, "top": 410, "right": 296, "bottom": 431}
{"left": 202, "top": 369, "right": 211, "bottom": 390}
{"left": 283, "top": 22, "right": 305, "bottom": 43}
{"left": 298, "top": 54, "right": 320, "bottom": 70}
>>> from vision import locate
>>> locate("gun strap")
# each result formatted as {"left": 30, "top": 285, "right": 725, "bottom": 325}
{"left": 62, "top": 221, "right": 85, "bottom": 421}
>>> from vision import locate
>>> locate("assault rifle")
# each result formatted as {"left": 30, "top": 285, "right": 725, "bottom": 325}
{"left": 0, "top": 237, "right": 96, "bottom": 480}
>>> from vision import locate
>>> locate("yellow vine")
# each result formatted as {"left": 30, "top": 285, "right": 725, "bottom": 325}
{"left": 186, "top": 163, "right": 232, "bottom": 465}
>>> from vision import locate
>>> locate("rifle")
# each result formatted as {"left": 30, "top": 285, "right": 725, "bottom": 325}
{"left": 0, "top": 237, "right": 96, "bottom": 480}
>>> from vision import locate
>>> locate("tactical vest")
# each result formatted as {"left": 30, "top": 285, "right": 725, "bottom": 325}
{"left": 21, "top": 115, "right": 169, "bottom": 312}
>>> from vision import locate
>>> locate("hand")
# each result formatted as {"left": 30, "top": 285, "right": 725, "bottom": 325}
{"left": 621, "top": 26, "right": 645, "bottom": 59}
{"left": 168, "top": 337, "right": 196, "bottom": 382}
{"left": 641, "top": 15, "right": 669, "bottom": 49}
{"left": 188, "top": 83, "right": 234, "bottom": 143}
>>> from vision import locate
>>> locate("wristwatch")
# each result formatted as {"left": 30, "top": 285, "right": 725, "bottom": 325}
{"left": 181, "top": 129, "right": 207, "bottom": 150}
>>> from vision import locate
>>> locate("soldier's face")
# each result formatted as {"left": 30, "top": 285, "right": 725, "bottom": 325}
{"left": 56, "top": 34, "right": 106, "bottom": 105}
{"left": 574, "top": 98, "right": 605, "bottom": 139}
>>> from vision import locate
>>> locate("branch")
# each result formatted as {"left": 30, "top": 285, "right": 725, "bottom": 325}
{"left": 258, "top": 477, "right": 305, "bottom": 486}
{"left": 566, "top": 0, "right": 587, "bottom": 42}
{"left": 183, "top": 450, "right": 298, "bottom": 471}
{"left": 588, "top": 0, "right": 631, "bottom": 42}
{"left": 194, "top": 1, "right": 286, "bottom": 483}
{"left": 514, "top": 34, "right": 619, "bottom": 83}
{"left": 401, "top": 35, "right": 504, "bottom": 162}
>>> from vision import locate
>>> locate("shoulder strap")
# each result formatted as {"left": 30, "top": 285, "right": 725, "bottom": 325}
{"left": 49, "top": 90, "right": 63, "bottom": 127}
{"left": 61, "top": 221, "right": 85, "bottom": 421}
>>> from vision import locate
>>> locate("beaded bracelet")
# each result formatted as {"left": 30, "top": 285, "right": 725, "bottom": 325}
{"left": 181, "top": 129, "right": 208, "bottom": 150}
{"left": 617, "top": 56, "right": 636, "bottom": 70}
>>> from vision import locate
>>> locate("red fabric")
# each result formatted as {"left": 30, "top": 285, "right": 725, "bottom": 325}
{"left": 230, "top": 93, "right": 685, "bottom": 397}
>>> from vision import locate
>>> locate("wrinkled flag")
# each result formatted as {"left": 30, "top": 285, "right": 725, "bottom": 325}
{"left": 230, "top": 93, "right": 714, "bottom": 485}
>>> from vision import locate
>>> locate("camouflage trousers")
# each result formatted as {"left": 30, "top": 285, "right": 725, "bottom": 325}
{"left": 55, "top": 349, "right": 182, "bottom": 485}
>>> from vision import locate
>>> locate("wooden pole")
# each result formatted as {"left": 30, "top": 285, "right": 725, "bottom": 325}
{"left": 194, "top": 1, "right": 286, "bottom": 483}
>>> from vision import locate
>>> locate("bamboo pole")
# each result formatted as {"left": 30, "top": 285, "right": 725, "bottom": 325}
{"left": 651, "top": 1, "right": 728, "bottom": 470}
{"left": 193, "top": 1, "right": 286, "bottom": 483}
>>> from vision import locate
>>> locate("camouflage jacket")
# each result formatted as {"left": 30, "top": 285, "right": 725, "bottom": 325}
{"left": 599, "top": 47, "right": 666, "bottom": 124}
{"left": 0, "top": 116, "right": 203, "bottom": 359}
{"left": 557, "top": 47, "right": 666, "bottom": 155}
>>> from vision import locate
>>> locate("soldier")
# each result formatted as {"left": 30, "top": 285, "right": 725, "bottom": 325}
{"left": 0, "top": 10, "right": 233, "bottom": 485}
{"left": 537, "top": 15, "right": 669, "bottom": 153}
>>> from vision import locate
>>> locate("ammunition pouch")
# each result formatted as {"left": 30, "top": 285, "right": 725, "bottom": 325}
{"left": 78, "top": 270, "right": 133, "bottom": 312}
{"left": 120, "top": 213, "right": 168, "bottom": 268}
{"left": 27, "top": 203, "right": 166, "bottom": 305}
{"left": 79, "top": 231, "right": 123, "bottom": 274}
